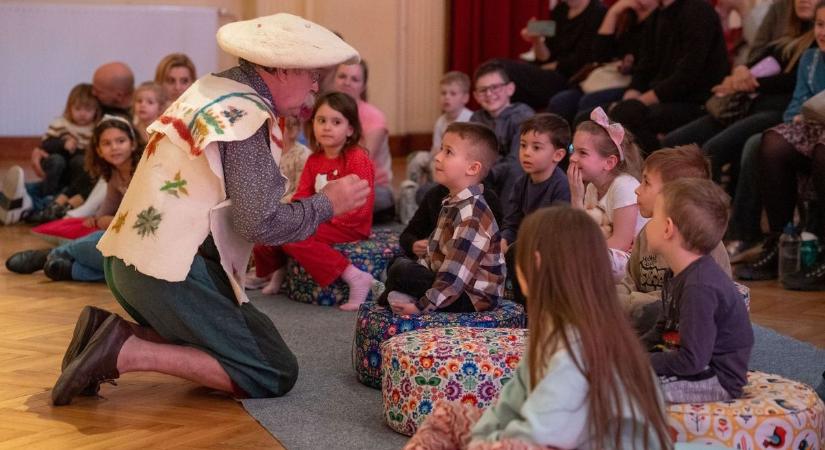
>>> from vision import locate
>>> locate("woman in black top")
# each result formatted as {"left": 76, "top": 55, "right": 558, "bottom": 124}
{"left": 548, "top": 0, "right": 658, "bottom": 124}
{"left": 494, "top": 0, "right": 606, "bottom": 110}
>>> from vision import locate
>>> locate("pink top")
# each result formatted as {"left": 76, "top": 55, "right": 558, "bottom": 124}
{"left": 357, "top": 100, "right": 392, "bottom": 187}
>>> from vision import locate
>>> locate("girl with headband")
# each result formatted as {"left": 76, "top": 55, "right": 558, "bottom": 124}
{"left": 567, "top": 107, "right": 645, "bottom": 280}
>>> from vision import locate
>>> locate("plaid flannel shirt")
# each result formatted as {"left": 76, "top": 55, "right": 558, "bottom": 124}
{"left": 416, "top": 184, "right": 506, "bottom": 313}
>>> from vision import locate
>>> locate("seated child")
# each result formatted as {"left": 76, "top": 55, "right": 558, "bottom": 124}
{"left": 643, "top": 178, "right": 753, "bottom": 403}
{"left": 132, "top": 81, "right": 167, "bottom": 147}
{"left": 406, "top": 207, "right": 671, "bottom": 449}
{"left": 39, "top": 83, "right": 101, "bottom": 197}
{"left": 6, "top": 115, "right": 140, "bottom": 281}
{"left": 501, "top": 113, "right": 571, "bottom": 304}
{"left": 405, "top": 72, "right": 474, "bottom": 188}
{"left": 246, "top": 116, "right": 311, "bottom": 289}
{"left": 278, "top": 116, "right": 311, "bottom": 203}
{"left": 251, "top": 92, "right": 376, "bottom": 311}
{"left": 378, "top": 122, "right": 505, "bottom": 315}
{"left": 15, "top": 84, "right": 102, "bottom": 224}
{"left": 568, "top": 107, "right": 646, "bottom": 280}
{"left": 619, "top": 145, "right": 732, "bottom": 333}
{"left": 470, "top": 61, "right": 535, "bottom": 203}
{"left": 399, "top": 183, "right": 502, "bottom": 260}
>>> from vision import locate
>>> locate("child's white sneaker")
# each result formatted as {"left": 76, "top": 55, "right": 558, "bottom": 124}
{"left": 0, "top": 165, "right": 32, "bottom": 225}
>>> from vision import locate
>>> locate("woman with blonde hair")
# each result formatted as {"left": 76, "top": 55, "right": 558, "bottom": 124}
{"left": 154, "top": 53, "right": 196, "bottom": 102}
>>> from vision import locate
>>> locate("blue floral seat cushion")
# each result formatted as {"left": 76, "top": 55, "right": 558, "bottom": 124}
{"left": 284, "top": 228, "right": 403, "bottom": 306}
{"left": 353, "top": 300, "right": 526, "bottom": 389}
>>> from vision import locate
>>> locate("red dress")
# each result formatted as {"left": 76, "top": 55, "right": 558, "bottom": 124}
{"left": 253, "top": 146, "right": 375, "bottom": 286}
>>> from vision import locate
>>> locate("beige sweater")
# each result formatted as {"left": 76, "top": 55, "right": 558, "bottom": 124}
{"left": 616, "top": 224, "right": 732, "bottom": 314}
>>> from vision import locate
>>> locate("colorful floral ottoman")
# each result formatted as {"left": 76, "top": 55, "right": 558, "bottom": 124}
{"left": 667, "top": 371, "right": 824, "bottom": 449}
{"left": 353, "top": 300, "right": 526, "bottom": 388}
{"left": 381, "top": 327, "right": 527, "bottom": 436}
{"left": 284, "top": 228, "right": 403, "bottom": 306}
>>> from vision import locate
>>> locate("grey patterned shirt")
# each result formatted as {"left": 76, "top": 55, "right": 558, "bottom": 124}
{"left": 215, "top": 61, "right": 333, "bottom": 245}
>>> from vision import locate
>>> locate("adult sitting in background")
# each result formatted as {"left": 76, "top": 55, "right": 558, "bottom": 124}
{"left": 154, "top": 53, "right": 196, "bottom": 103}
{"left": 51, "top": 13, "right": 369, "bottom": 406}
{"left": 31, "top": 62, "right": 134, "bottom": 183}
{"left": 332, "top": 60, "right": 395, "bottom": 221}
{"left": 736, "top": 11, "right": 825, "bottom": 291}
{"left": 548, "top": 0, "right": 658, "bottom": 124}
{"left": 607, "top": 0, "right": 730, "bottom": 154}
{"left": 663, "top": 0, "right": 814, "bottom": 188}
{"left": 495, "top": 0, "right": 606, "bottom": 111}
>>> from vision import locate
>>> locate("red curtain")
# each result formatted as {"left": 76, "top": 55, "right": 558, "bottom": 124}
{"left": 448, "top": 0, "right": 551, "bottom": 77}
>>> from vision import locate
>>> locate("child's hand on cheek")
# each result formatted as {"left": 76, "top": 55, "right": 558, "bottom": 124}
{"left": 567, "top": 162, "right": 585, "bottom": 209}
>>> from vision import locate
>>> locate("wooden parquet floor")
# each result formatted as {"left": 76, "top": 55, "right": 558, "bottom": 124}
{"left": 0, "top": 158, "right": 823, "bottom": 448}
{"left": 0, "top": 224, "right": 284, "bottom": 449}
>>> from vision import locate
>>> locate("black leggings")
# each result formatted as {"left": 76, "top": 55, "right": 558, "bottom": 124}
{"left": 759, "top": 130, "right": 825, "bottom": 236}
{"left": 377, "top": 256, "right": 475, "bottom": 313}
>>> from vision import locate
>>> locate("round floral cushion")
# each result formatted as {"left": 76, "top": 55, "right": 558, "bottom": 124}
{"left": 353, "top": 300, "right": 526, "bottom": 389}
{"left": 381, "top": 327, "right": 527, "bottom": 436}
{"left": 667, "top": 371, "right": 825, "bottom": 449}
{"left": 284, "top": 228, "right": 403, "bottom": 306}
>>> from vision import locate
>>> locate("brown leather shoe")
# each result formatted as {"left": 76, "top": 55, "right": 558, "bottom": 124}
{"left": 61, "top": 306, "right": 115, "bottom": 397}
{"left": 52, "top": 315, "right": 133, "bottom": 406}
{"left": 62, "top": 306, "right": 114, "bottom": 371}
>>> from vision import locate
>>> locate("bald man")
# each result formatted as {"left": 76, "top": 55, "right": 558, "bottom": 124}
{"left": 91, "top": 61, "right": 134, "bottom": 116}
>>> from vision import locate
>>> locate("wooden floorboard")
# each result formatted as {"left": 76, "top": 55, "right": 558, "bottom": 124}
{"left": 0, "top": 224, "right": 283, "bottom": 449}
{"left": 0, "top": 155, "right": 823, "bottom": 448}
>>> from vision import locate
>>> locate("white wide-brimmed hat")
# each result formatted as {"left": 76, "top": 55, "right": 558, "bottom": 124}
{"left": 217, "top": 13, "right": 359, "bottom": 69}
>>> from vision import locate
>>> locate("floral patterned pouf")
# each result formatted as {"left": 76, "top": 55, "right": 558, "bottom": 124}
{"left": 667, "top": 371, "right": 824, "bottom": 449}
{"left": 353, "top": 301, "right": 526, "bottom": 389}
{"left": 381, "top": 327, "right": 527, "bottom": 436}
{"left": 284, "top": 228, "right": 403, "bottom": 306}
{"left": 735, "top": 282, "right": 750, "bottom": 311}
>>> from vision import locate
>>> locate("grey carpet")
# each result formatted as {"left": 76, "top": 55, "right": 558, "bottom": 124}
{"left": 242, "top": 292, "right": 825, "bottom": 450}
{"left": 242, "top": 292, "right": 407, "bottom": 450}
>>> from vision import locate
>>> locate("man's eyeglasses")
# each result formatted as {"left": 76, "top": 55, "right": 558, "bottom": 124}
{"left": 474, "top": 82, "right": 507, "bottom": 96}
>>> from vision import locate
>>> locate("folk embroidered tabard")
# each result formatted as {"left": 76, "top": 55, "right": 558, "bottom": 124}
{"left": 97, "top": 74, "right": 283, "bottom": 304}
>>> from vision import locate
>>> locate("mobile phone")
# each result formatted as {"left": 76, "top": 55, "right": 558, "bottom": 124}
{"left": 527, "top": 20, "right": 556, "bottom": 37}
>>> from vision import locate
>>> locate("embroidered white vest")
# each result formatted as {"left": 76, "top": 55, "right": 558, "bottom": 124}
{"left": 97, "top": 75, "right": 283, "bottom": 304}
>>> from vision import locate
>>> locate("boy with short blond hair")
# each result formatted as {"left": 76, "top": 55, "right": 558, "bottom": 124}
{"left": 618, "top": 145, "right": 731, "bottom": 331}
{"left": 379, "top": 122, "right": 505, "bottom": 314}
{"left": 470, "top": 61, "right": 534, "bottom": 201}
{"left": 399, "top": 71, "right": 474, "bottom": 223}
{"left": 643, "top": 178, "right": 753, "bottom": 403}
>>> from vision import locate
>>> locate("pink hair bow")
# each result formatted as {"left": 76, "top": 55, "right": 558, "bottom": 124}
{"left": 590, "top": 107, "right": 624, "bottom": 161}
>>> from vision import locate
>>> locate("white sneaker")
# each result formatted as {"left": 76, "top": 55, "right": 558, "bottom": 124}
{"left": 0, "top": 165, "right": 32, "bottom": 225}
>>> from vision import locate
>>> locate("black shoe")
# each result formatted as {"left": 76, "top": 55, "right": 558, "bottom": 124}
{"left": 735, "top": 235, "right": 779, "bottom": 281}
{"left": 44, "top": 253, "right": 74, "bottom": 281}
{"left": 5, "top": 249, "right": 51, "bottom": 274}
{"left": 782, "top": 261, "right": 825, "bottom": 291}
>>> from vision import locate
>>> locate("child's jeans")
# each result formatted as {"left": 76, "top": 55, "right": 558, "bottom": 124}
{"left": 377, "top": 256, "right": 475, "bottom": 313}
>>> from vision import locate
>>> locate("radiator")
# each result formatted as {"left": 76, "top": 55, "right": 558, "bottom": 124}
{"left": 0, "top": 3, "right": 219, "bottom": 136}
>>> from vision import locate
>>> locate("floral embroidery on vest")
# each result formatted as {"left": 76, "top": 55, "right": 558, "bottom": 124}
{"left": 111, "top": 211, "right": 128, "bottom": 233}
{"left": 160, "top": 171, "right": 189, "bottom": 198}
{"left": 133, "top": 206, "right": 162, "bottom": 238}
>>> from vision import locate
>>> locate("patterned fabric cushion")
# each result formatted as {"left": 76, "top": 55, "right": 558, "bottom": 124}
{"left": 284, "top": 228, "right": 403, "bottom": 306}
{"left": 381, "top": 327, "right": 527, "bottom": 436}
{"left": 735, "top": 282, "right": 750, "bottom": 311}
{"left": 354, "top": 300, "right": 526, "bottom": 389}
{"left": 667, "top": 371, "right": 825, "bottom": 449}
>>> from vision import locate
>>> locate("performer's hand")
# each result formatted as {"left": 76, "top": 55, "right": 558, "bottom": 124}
{"left": 322, "top": 174, "right": 369, "bottom": 216}
{"left": 412, "top": 239, "right": 428, "bottom": 257}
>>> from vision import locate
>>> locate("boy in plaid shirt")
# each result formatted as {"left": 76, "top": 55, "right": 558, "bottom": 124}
{"left": 377, "top": 122, "right": 505, "bottom": 314}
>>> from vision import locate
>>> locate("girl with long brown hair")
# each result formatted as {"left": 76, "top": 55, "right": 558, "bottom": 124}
{"left": 406, "top": 206, "right": 672, "bottom": 450}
